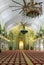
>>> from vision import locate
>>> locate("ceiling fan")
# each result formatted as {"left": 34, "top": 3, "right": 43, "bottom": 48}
{"left": 9, "top": 0, "right": 42, "bottom": 17}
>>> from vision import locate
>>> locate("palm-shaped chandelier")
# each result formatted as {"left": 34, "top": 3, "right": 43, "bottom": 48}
{"left": 9, "top": 0, "right": 42, "bottom": 18}
{"left": 20, "top": 22, "right": 28, "bottom": 34}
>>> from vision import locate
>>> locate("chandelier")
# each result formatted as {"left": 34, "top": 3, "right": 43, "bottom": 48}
{"left": 20, "top": 22, "right": 28, "bottom": 34}
{"left": 21, "top": 30, "right": 28, "bottom": 34}
{"left": 9, "top": 0, "right": 42, "bottom": 18}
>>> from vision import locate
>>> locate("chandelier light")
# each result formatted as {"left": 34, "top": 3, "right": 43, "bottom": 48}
{"left": 9, "top": 0, "right": 43, "bottom": 18}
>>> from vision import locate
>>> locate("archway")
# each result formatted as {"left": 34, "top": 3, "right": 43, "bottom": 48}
{"left": 19, "top": 41, "right": 24, "bottom": 50}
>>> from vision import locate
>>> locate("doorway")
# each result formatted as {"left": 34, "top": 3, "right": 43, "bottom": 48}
{"left": 19, "top": 41, "right": 24, "bottom": 50}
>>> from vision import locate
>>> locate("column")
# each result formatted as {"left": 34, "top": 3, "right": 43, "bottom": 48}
{"left": 43, "top": 39, "right": 44, "bottom": 51}
{"left": 39, "top": 39, "right": 40, "bottom": 51}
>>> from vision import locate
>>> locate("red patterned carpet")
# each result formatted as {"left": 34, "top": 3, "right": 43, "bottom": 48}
{"left": 0, "top": 50, "right": 28, "bottom": 65}
{"left": 0, "top": 50, "right": 44, "bottom": 65}
{"left": 24, "top": 50, "right": 44, "bottom": 65}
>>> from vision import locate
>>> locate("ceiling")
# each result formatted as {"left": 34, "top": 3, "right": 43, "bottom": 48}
{"left": 0, "top": 0, "right": 44, "bottom": 33}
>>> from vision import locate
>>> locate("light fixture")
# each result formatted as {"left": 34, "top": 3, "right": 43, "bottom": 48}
{"left": 9, "top": 0, "right": 42, "bottom": 18}
{"left": 21, "top": 30, "right": 28, "bottom": 34}
{"left": 20, "top": 22, "right": 28, "bottom": 34}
